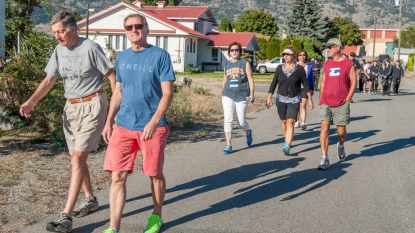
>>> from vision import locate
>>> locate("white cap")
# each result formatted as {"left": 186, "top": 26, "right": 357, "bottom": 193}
{"left": 281, "top": 49, "right": 294, "bottom": 55}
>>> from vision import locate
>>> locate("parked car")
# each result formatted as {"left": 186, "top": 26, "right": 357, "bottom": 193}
{"left": 256, "top": 57, "right": 285, "bottom": 73}
{"left": 378, "top": 54, "right": 391, "bottom": 62}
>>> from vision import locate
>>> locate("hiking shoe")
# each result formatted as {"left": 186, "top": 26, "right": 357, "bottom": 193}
{"left": 103, "top": 228, "right": 117, "bottom": 233}
{"left": 73, "top": 196, "right": 99, "bottom": 218}
{"left": 337, "top": 143, "right": 346, "bottom": 162}
{"left": 294, "top": 121, "right": 300, "bottom": 128}
{"left": 246, "top": 129, "right": 253, "bottom": 147}
{"left": 317, "top": 159, "right": 330, "bottom": 170}
{"left": 222, "top": 145, "right": 232, "bottom": 155}
{"left": 282, "top": 145, "right": 290, "bottom": 155}
{"left": 46, "top": 212, "right": 72, "bottom": 233}
{"left": 300, "top": 123, "right": 307, "bottom": 131}
{"left": 143, "top": 214, "right": 163, "bottom": 233}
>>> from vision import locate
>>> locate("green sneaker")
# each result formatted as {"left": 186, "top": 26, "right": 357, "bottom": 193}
{"left": 102, "top": 228, "right": 117, "bottom": 233}
{"left": 143, "top": 214, "right": 163, "bottom": 233}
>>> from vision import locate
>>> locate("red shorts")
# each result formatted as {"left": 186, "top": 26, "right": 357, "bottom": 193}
{"left": 104, "top": 124, "right": 170, "bottom": 176}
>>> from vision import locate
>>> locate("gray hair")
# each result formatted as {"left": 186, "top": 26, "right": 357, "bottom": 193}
{"left": 123, "top": 13, "right": 148, "bottom": 26}
{"left": 50, "top": 11, "right": 78, "bottom": 31}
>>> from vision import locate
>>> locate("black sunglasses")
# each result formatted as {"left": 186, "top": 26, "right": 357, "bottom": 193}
{"left": 230, "top": 49, "right": 240, "bottom": 52}
{"left": 124, "top": 24, "right": 147, "bottom": 31}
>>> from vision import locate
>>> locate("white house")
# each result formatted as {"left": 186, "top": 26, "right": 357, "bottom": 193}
{"left": 76, "top": 1, "right": 260, "bottom": 72}
{"left": 392, "top": 48, "right": 415, "bottom": 70}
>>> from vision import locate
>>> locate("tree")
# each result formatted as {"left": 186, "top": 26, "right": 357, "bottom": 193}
{"left": 280, "top": 38, "right": 291, "bottom": 52}
{"left": 292, "top": 38, "right": 303, "bottom": 51}
{"left": 393, "top": 25, "right": 415, "bottom": 49}
{"left": 284, "top": 0, "right": 328, "bottom": 41}
{"left": 256, "top": 37, "right": 268, "bottom": 61}
{"left": 218, "top": 17, "right": 233, "bottom": 32}
{"left": 331, "top": 17, "right": 364, "bottom": 46}
{"left": 233, "top": 8, "right": 278, "bottom": 35}
{"left": 266, "top": 36, "right": 279, "bottom": 60}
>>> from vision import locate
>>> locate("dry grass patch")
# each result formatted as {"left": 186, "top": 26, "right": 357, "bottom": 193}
{"left": 0, "top": 78, "right": 267, "bottom": 232}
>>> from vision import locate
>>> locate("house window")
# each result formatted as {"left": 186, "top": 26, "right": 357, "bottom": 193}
{"left": 189, "top": 38, "right": 193, "bottom": 53}
{"left": 156, "top": 36, "right": 161, "bottom": 47}
{"left": 192, "top": 39, "right": 196, "bottom": 53}
{"left": 194, "top": 22, "right": 199, "bottom": 31}
{"left": 108, "top": 35, "right": 113, "bottom": 48}
{"left": 115, "top": 35, "right": 120, "bottom": 50}
{"left": 123, "top": 36, "right": 128, "bottom": 50}
{"left": 163, "top": 36, "right": 168, "bottom": 50}
{"left": 186, "top": 38, "right": 190, "bottom": 53}
{"left": 212, "top": 48, "right": 218, "bottom": 61}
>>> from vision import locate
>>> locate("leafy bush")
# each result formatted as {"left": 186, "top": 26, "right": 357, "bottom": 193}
{"left": 194, "top": 87, "right": 210, "bottom": 95}
{"left": 407, "top": 53, "right": 414, "bottom": 71}
{"left": 167, "top": 86, "right": 193, "bottom": 128}
{"left": 184, "top": 66, "right": 200, "bottom": 74}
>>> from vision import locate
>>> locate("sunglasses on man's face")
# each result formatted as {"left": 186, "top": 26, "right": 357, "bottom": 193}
{"left": 124, "top": 24, "right": 147, "bottom": 31}
{"left": 326, "top": 45, "right": 338, "bottom": 50}
{"left": 230, "top": 49, "right": 240, "bottom": 52}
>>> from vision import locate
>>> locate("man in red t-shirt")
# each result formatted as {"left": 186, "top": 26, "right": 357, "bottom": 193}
{"left": 317, "top": 38, "right": 357, "bottom": 170}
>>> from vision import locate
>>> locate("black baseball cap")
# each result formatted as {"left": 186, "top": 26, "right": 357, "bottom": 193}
{"left": 350, "top": 52, "right": 356, "bottom": 57}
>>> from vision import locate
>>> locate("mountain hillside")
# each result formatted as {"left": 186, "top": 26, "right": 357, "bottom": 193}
{"left": 33, "top": 0, "right": 415, "bottom": 30}
{"left": 180, "top": 0, "right": 414, "bottom": 29}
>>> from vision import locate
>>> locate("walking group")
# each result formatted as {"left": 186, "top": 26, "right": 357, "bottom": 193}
{"left": 347, "top": 52, "right": 404, "bottom": 96}
{"left": 18, "top": 11, "right": 363, "bottom": 233}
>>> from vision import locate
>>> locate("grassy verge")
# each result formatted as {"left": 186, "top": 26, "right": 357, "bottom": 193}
{"left": 177, "top": 71, "right": 274, "bottom": 81}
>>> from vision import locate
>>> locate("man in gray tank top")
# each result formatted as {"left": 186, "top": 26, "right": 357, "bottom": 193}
{"left": 19, "top": 11, "right": 116, "bottom": 233}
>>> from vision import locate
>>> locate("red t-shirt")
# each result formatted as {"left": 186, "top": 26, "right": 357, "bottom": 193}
{"left": 319, "top": 58, "right": 354, "bottom": 107}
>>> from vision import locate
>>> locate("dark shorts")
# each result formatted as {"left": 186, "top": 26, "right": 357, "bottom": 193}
{"left": 276, "top": 101, "right": 300, "bottom": 120}
{"left": 301, "top": 88, "right": 308, "bottom": 99}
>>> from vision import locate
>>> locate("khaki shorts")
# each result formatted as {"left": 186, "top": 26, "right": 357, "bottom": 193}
{"left": 62, "top": 94, "right": 108, "bottom": 154}
{"left": 319, "top": 102, "right": 350, "bottom": 126}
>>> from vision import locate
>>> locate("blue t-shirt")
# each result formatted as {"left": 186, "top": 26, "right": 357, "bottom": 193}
{"left": 115, "top": 45, "right": 176, "bottom": 131}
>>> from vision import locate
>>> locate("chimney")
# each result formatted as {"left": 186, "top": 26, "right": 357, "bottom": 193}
{"left": 133, "top": 1, "right": 145, "bottom": 8}
{"left": 157, "top": 1, "right": 166, "bottom": 8}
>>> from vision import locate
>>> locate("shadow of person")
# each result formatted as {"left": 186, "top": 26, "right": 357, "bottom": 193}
{"left": 165, "top": 158, "right": 304, "bottom": 205}
{"left": 347, "top": 136, "right": 415, "bottom": 160}
{"left": 163, "top": 162, "right": 351, "bottom": 230}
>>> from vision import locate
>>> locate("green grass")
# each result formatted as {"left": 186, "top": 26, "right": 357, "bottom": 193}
{"left": 176, "top": 71, "right": 274, "bottom": 80}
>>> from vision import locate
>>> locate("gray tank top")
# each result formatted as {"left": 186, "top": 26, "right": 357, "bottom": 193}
{"left": 222, "top": 58, "right": 250, "bottom": 102}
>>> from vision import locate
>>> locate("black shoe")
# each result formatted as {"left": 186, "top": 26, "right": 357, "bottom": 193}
{"left": 382, "top": 93, "right": 386, "bottom": 96}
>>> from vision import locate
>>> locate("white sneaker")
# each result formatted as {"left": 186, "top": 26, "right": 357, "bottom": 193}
{"left": 318, "top": 159, "right": 330, "bottom": 170}
{"left": 294, "top": 121, "right": 300, "bottom": 128}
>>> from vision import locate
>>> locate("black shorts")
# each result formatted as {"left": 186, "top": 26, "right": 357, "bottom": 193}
{"left": 276, "top": 101, "right": 300, "bottom": 120}
{"left": 301, "top": 88, "right": 308, "bottom": 99}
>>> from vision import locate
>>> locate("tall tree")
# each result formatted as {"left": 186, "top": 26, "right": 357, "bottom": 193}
{"left": 280, "top": 38, "right": 291, "bottom": 52}
{"left": 284, "top": 0, "right": 328, "bottom": 41}
{"left": 256, "top": 37, "right": 268, "bottom": 61}
{"left": 266, "top": 36, "right": 280, "bottom": 59}
{"left": 393, "top": 25, "right": 415, "bottom": 49}
{"left": 218, "top": 17, "right": 233, "bottom": 32}
{"left": 233, "top": 8, "right": 278, "bottom": 35}
{"left": 331, "top": 17, "right": 364, "bottom": 46}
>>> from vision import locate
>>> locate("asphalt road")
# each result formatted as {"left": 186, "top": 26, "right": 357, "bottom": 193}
{"left": 23, "top": 78, "right": 415, "bottom": 233}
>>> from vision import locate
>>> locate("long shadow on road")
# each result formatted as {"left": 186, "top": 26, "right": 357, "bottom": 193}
{"left": 163, "top": 162, "right": 351, "bottom": 230}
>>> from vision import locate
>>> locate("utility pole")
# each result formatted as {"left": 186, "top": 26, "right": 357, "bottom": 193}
{"left": 397, "top": 0, "right": 402, "bottom": 62}
{"left": 372, "top": 14, "right": 377, "bottom": 61}
{"left": 86, "top": 4, "right": 90, "bottom": 38}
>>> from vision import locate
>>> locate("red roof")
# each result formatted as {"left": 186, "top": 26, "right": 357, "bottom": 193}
{"left": 77, "top": 2, "right": 209, "bottom": 39}
{"left": 206, "top": 32, "right": 256, "bottom": 48}
{"left": 145, "top": 6, "right": 210, "bottom": 19}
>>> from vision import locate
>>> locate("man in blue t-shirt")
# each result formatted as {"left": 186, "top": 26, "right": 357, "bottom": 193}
{"left": 102, "top": 13, "right": 175, "bottom": 233}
